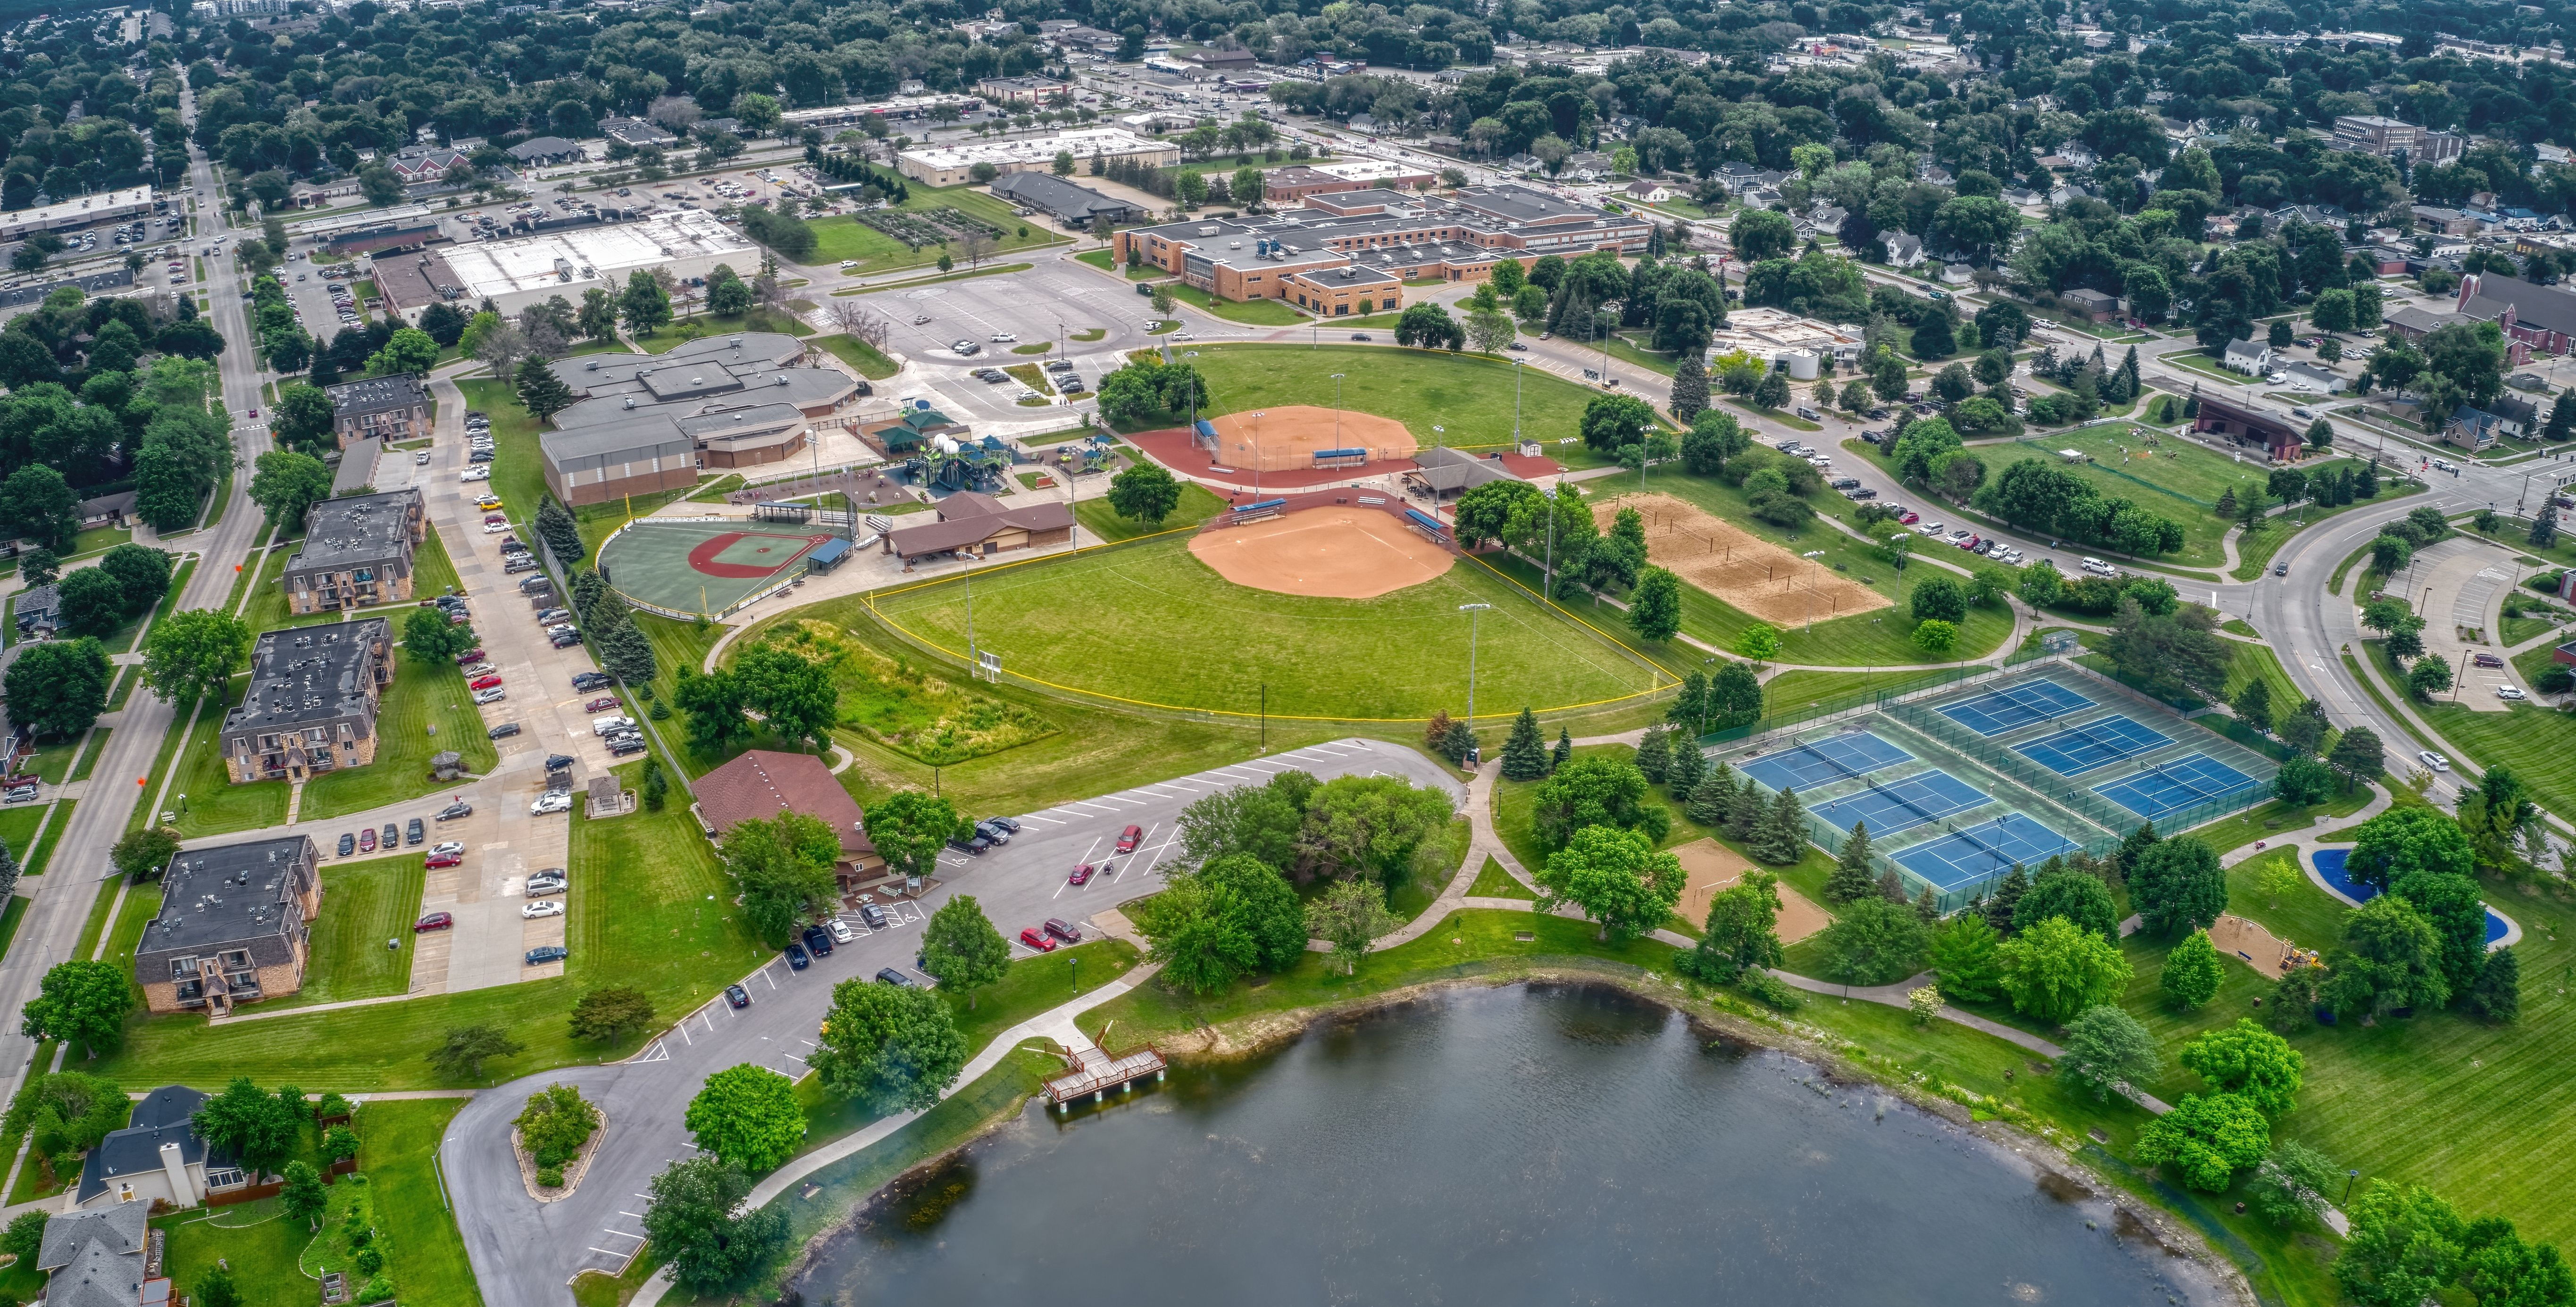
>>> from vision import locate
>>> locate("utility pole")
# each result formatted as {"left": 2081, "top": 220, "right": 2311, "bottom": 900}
{"left": 1459, "top": 603, "right": 1491, "bottom": 734}
{"left": 1512, "top": 358, "right": 1525, "bottom": 443}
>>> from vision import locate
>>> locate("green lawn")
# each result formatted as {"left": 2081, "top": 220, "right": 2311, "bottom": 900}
{"left": 2229, "top": 477, "right": 2427, "bottom": 582}
{"left": 1070, "top": 482, "right": 1228, "bottom": 543}
{"left": 1724, "top": 397, "right": 1819, "bottom": 430}
{"left": 1977, "top": 428, "right": 2318, "bottom": 570}
{"left": 1466, "top": 855, "right": 1531, "bottom": 898}
{"left": 2220, "top": 640, "right": 2304, "bottom": 721}
{"left": 806, "top": 185, "right": 1067, "bottom": 275}
{"left": 27, "top": 799, "right": 72, "bottom": 875}
{"left": 814, "top": 332, "right": 899, "bottom": 380}
{"left": 0, "top": 805, "right": 44, "bottom": 866}
{"left": 1758, "top": 665, "right": 1984, "bottom": 713}
{"left": 456, "top": 378, "right": 547, "bottom": 525}
{"left": 1165, "top": 282, "right": 1310, "bottom": 325}
{"left": 642, "top": 309, "right": 812, "bottom": 353}
{"left": 262, "top": 853, "right": 426, "bottom": 1010}
{"left": 156, "top": 1200, "right": 314, "bottom": 1307}
{"left": 357, "top": 1099, "right": 484, "bottom": 1307}
{"left": 2503, "top": 613, "right": 2560, "bottom": 647}
{"left": 857, "top": 533, "right": 1664, "bottom": 721}
{"left": 1074, "top": 248, "right": 1159, "bottom": 281}
{"left": 1137, "top": 344, "right": 1621, "bottom": 452}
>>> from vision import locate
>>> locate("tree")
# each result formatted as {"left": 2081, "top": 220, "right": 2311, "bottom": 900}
{"left": 19, "top": 959, "right": 133, "bottom": 1056}
{"left": 2179, "top": 1018, "right": 2306, "bottom": 1119}
{"left": 110, "top": 826, "right": 180, "bottom": 882}
{"left": 1394, "top": 302, "right": 1464, "bottom": 351}
{"left": 1998, "top": 915, "right": 2133, "bottom": 1022}
{"left": 514, "top": 1082, "right": 601, "bottom": 1174}
{"left": 1529, "top": 753, "right": 1662, "bottom": 850}
{"left": 1499, "top": 708, "right": 1549, "bottom": 780}
{"left": 1752, "top": 367, "right": 1790, "bottom": 410}
{"left": 918, "top": 895, "right": 1012, "bottom": 1007}
{"left": 278, "top": 1159, "right": 329, "bottom": 1227}
{"left": 731, "top": 644, "right": 837, "bottom": 752}
{"left": 621, "top": 270, "right": 673, "bottom": 335}
{"left": 1928, "top": 912, "right": 2003, "bottom": 1002}
{"left": 1816, "top": 816, "right": 1878, "bottom": 905}
{"left": 1820, "top": 897, "right": 1929, "bottom": 986}
{"left": 426, "top": 1025, "right": 525, "bottom": 1080}
{"left": 808, "top": 978, "right": 967, "bottom": 1110}
{"left": 2326, "top": 895, "right": 2453, "bottom": 1019}
{"left": 2162, "top": 929, "right": 2224, "bottom": 1010}
{"left": 368, "top": 326, "right": 439, "bottom": 375}
{"left": 644, "top": 1156, "right": 788, "bottom": 1294}
{"left": 1628, "top": 567, "right": 1681, "bottom": 641}
{"left": 1910, "top": 304, "right": 1957, "bottom": 359}
{"left": 568, "top": 986, "right": 657, "bottom": 1042}
{"left": 197, "top": 1268, "right": 243, "bottom": 1307}
{"left": 270, "top": 384, "right": 337, "bottom": 453}
{"left": 719, "top": 812, "right": 841, "bottom": 949}
{"left": 2370, "top": 533, "right": 2413, "bottom": 574}
{"left": 1681, "top": 869, "right": 1786, "bottom": 982}
{"left": 1731, "top": 208, "right": 1794, "bottom": 262}
{"left": 2013, "top": 869, "right": 2119, "bottom": 941}
{"left": 2347, "top": 806, "right": 2475, "bottom": 891}
{"left": 535, "top": 495, "right": 585, "bottom": 565}
{"left": 2467, "top": 945, "right": 2521, "bottom": 1023}
{"left": 1535, "top": 824, "right": 1682, "bottom": 943}
{"left": 0, "top": 1210, "right": 45, "bottom": 1262}
{"left": 2130, "top": 835, "right": 2227, "bottom": 935}
{"left": 1669, "top": 353, "right": 1709, "bottom": 422}
{"left": 5, "top": 1071, "right": 128, "bottom": 1165}
{"left": 95, "top": 547, "right": 170, "bottom": 619}
{"left": 248, "top": 450, "right": 332, "bottom": 532}
{"left": 2231, "top": 676, "right": 2275, "bottom": 736}
{"left": 2337, "top": 1182, "right": 2467, "bottom": 1307}
{"left": 140, "top": 608, "right": 251, "bottom": 707}
{"left": 403, "top": 607, "right": 474, "bottom": 665}
{"left": 686, "top": 1064, "right": 805, "bottom": 1173}
{"left": 517, "top": 357, "right": 575, "bottom": 423}
{"left": 190, "top": 1078, "right": 305, "bottom": 1178}
{"left": 2136, "top": 1091, "right": 2273, "bottom": 1192}
{"left": 1577, "top": 393, "right": 1656, "bottom": 453}
{"left": 1909, "top": 575, "right": 1967, "bottom": 623}
{"left": 865, "top": 791, "right": 961, "bottom": 883}
{"left": 1307, "top": 878, "right": 1396, "bottom": 974}
{"left": 1106, "top": 462, "right": 1182, "bottom": 525}
{"left": 55, "top": 568, "right": 125, "bottom": 640}
{"left": 2058, "top": 1005, "right": 2161, "bottom": 1102}
{"left": 1734, "top": 622, "right": 1781, "bottom": 662}
{"left": 2246, "top": 1140, "right": 2343, "bottom": 1228}
{"left": 4, "top": 639, "right": 109, "bottom": 738}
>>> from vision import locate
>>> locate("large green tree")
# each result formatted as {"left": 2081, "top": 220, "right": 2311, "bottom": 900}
{"left": 2346, "top": 806, "right": 2475, "bottom": 891}
{"left": 1306, "top": 878, "right": 1395, "bottom": 974}
{"left": 864, "top": 791, "right": 962, "bottom": 882}
{"left": 189, "top": 1078, "right": 306, "bottom": 1178}
{"left": 1679, "top": 868, "right": 1786, "bottom": 982}
{"left": 1927, "top": 912, "right": 2004, "bottom": 1002}
{"left": 140, "top": 608, "right": 251, "bottom": 707}
{"left": 1820, "top": 897, "right": 1929, "bottom": 987}
{"left": 684, "top": 1064, "right": 806, "bottom": 1173}
{"left": 1106, "top": 462, "right": 1183, "bottom": 525}
{"left": 2135, "top": 1091, "right": 2273, "bottom": 1192}
{"left": 2178, "top": 1018, "right": 2305, "bottom": 1119}
{"left": 1997, "top": 915, "right": 2133, "bottom": 1022}
{"left": 644, "top": 1156, "right": 788, "bottom": 1294}
{"left": 916, "top": 894, "right": 1012, "bottom": 1008}
{"left": 2129, "top": 835, "right": 2228, "bottom": 935}
{"left": 2013, "top": 869, "right": 2119, "bottom": 941}
{"left": 731, "top": 644, "right": 838, "bottom": 752}
{"left": 2335, "top": 1182, "right": 2466, "bottom": 1307}
{"left": 808, "top": 978, "right": 967, "bottom": 1111}
{"left": 2057, "top": 1005, "right": 2160, "bottom": 1102}
{"left": 1536, "top": 824, "right": 1683, "bottom": 944}
{"left": 249, "top": 450, "right": 333, "bottom": 530}
{"left": 2161, "top": 929, "right": 2224, "bottom": 1010}
{"left": 2325, "top": 895, "right": 2453, "bottom": 1019}
{"left": 717, "top": 811, "right": 842, "bottom": 948}
{"left": 18, "top": 959, "right": 130, "bottom": 1056}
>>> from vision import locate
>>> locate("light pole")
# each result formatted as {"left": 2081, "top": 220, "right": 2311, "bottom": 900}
{"left": 1512, "top": 358, "right": 1526, "bottom": 443}
{"left": 1331, "top": 373, "right": 1346, "bottom": 449}
{"left": 1252, "top": 410, "right": 1264, "bottom": 496}
{"left": 962, "top": 557, "right": 978, "bottom": 666}
{"left": 1459, "top": 602, "right": 1492, "bottom": 738}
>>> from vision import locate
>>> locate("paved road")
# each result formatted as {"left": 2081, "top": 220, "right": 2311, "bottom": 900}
{"left": 440, "top": 737, "right": 1462, "bottom": 1307}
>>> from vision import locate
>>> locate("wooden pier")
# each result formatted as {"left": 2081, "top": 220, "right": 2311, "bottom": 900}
{"left": 1044, "top": 1044, "right": 1167, "bottom": 1108}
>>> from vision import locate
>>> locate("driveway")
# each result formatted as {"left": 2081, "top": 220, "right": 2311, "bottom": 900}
{"left": 440, "top": 737, "right": 1462, "bottom": 1307}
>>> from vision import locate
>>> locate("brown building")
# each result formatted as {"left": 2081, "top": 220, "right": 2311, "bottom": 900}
{"left": 135, "top": 835, "right": 321, "bottom": 1016}
{"left": 218, "top": 620, "right": 393, "bottom": 783}
{"left": 2331, "top": 115, "right": 2465, "bottom": 165}
{"left": 2191, "top": 392, "right": 2302, "bottom": 460}
{"left": 540, "top": 420, "right": 699, "bottom": 507}
{"left": 882, "top": 491, "right": 1075, "bottom": 562}
{"left": 693, "top": 749, "right": 886, "bottom": 887}
{"left": 283, "top": 489, "right": 425, "bottom": 614}
{"left": 323, "top": 375, "right": 433, "bottom": 444}
{"left": 540, "top": 333, "right": 868, "bottom": 501}
{"left": 1262, "top": 161, "right": 1438, "bottom": 203}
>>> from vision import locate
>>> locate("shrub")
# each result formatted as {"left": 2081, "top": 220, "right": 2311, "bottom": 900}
{"left": 536, "top": 1165, "right": 564, "bottom": 1188}
{"left": 1736, "top": 971, "right": 1802, "bottom": 1010}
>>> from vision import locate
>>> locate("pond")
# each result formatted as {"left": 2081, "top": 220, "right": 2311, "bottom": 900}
{"left": 793, "top": 984, "right": 2235, "bottom": 1306}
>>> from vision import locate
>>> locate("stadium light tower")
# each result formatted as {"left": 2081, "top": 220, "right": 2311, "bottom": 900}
{"left": 1459, "top": 602, "right": 1493, "bottom": 735}
{"left": 1511, "top": 359, "right": 1526, "bottom": 442}
{"left": 1331, "top": 373, "right": 1347, "bottom": 448}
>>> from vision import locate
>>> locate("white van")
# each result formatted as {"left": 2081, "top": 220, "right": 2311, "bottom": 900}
{"left": 590, "top": 715, "right": 636, "bottom": 737}
{"left": 2081, "top": 557, "right": 2117, "bottom": 576}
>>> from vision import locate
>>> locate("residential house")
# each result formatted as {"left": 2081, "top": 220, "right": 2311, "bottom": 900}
{"left": 692, "top": 749, "right": 886, "bottom": 888}
{"left": 2059, "top": 288, "right": 2119, "bottom": 321}
{"left": 505, "top": 135, "right": 585, "bottom": 167}
{"left": 882, "top": 491, "right": 1075, "bottom": 562}
{"left": 13, "top": 582, "right": 57, "bottom": 638}
{"left": 282, "top": 489, "right": 426, "bottom": 614}
{"left": 2221, "top": 338, "right": 2275, "bottom": 375}
{"left": 324, "top": 375, "right": 432, "bottom": 444}
{"left": 1939, "top": 262, "right": 1974, "bottom": 286}
{"left": 2447, "top": 403, "right": 2512, "bottom": 450}
{"left": 385, "top": 145, "right": 469, "bottom": 185}
{"left": 599, "top": 117, "right": 677, "bottom": 149}
{"left": 37, "top": 1202, "right": 159, "bottom": 1307}
{"left": 1563, "top": 151, "right": 1613, "bottom": 181}
{"left": 1622, "top": 179, "right": 1673, "bottom": 203}
{"left": 134, "top": 836, "right": 323, "bottom": 1016}
{"left": 217, "top": 623, "right": 392, "bottom": 784}
{"left": 67, "top": 1086, "right": 256, "bottom": 1209}
{"left": 1883, "top": 232, "right": 1926, "bottom": 268}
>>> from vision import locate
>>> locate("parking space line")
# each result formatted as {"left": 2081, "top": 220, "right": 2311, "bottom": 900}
{"left": 1015, "top": 813, "right": 1067, "bottom": 825}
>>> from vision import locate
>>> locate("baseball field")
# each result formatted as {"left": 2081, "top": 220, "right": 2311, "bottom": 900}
{"left": 864, "top": 533, "right": 1666, "bottom": 721}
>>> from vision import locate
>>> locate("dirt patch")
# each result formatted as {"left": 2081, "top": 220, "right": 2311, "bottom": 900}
{"left": 1204, "top": 404, "right": 1416, "bottom": 472}
{"left": 1670, "top": 837, "right": 1834, "bottom": 942}
{"left": 1188, "top": 506, "right": 1454, "bottom": 599}
{"left": 2207, "top": 912, "right": 2317, "bottom": 977}
{"left": 1594, "top": 491, "right": 1890, "bottom": 626}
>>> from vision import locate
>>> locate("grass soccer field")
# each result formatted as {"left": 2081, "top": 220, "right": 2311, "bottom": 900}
{"left": 865, "top": 535, "right": 1664, "bottom": 720}
{"left": 600, "top": 519, "right": 841, "bottom": 617}
{"left": 1154, "top": 344, "right": 1623, "bottom": 452}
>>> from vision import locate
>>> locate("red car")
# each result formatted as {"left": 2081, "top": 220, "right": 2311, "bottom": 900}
{"left": 455, "top": 648, "right": 486, "bottom": 666}
{"left": 1018, "top": 927, "right": 1058, "bottom": 952}
{"left": 483, "top": 513, "right": 507, "bottom": 524}
{"left": 584, "top": 696, "right": 619, "bottom": 713}
{"left": 414, "top": 912, "right": 453, "bottom": 932}
{"left": 1067, "top": 862, "right": 1095, "bottom": 886}
{"left": 470, "top": 674, "right": 503, "bottom": 691}
{"left": 426, "top": 850, "right": 463, "bottom": 869}
{"left": 1898, "top": 511, "right": 1919, "bottom": 524}
{"left": 1115, "top": 824, "right": 1142, "bottom": 853}
{"left": 358, "top": 828, "right": 376, "bottom": 852}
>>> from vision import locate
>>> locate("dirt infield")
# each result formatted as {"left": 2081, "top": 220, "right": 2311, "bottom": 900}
{"left": 1188, "top": 505, "right": 1454, "bottom": 599}
{"left": 1204, "top": 405, "right": 1416, "bottom": 473}
{"left": 1671, "top": 838, "right": 1832, "bottom": 942}
{"left": 1594, "top": 492, "right": 1890, "bottom": 626}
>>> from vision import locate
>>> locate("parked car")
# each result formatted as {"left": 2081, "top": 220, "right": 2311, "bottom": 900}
{"left": 527, "top": 874, "right": 567, "bottom": 895}
{"left": 584, "top": 696, "right": 619, "bottom": 713}
{"left": 407, "top": 818, "right": 425, "bottom": 845}
{"left": 785, "top": 941, "right": 810, "bottom": 969}
{"left": 1116, "top": 823, "right": 1142, "bottom": 853}
{"left": 874, "top": 966, "right": 917, "bottom": 987}
{"left": 414, "top": 912, "right": 453, "bottom": 932}
{"left": 975, "top": 819, "right": 1012, "bottom": 845}
{"left": 551, "top": 632, "right": 582, "bottom": 649}
{"left": 437, "top": 802, "right": 473, "bottom": 823}
{"left": 531, "top": 791, "right": 571, "bottom": 815}
{"left": 1018, "top": 926, "right": 1058, "bottom": 951}
{"left": 724, "top": 983, "right": 751, "bottom": 1008}
{"left": 2474, "top": 652, "right": 2505, "bottom": 669}
{"left": 608, "top": 738, "right": 648, "bottom": 757}
{"left": 859, "top": 902, "right": 889, "bottom": 929}
{"left": 572, "top": 671, "right": 612, "bottom": 691}
{"left": 454, "top": 648, "right": 486, "bottom": 665}
{"left": 1044, "top": 918, "right": 1084, "bottom": 944}
{"left": 381, "top": 823, "right": 398, "bottom": 849}
{"left": 359, "top": 828, "right": 376, "bottom": 852}
{"left": 470, "top": 674, "right": 503, "bottom": 691}
{"left": 426, "top": 850, "right": 463, "bottom": 869}
{"left": 1068, "top": 862, "right": 1096, "bottom": 886}
{"left": 829, "top": 919, "right": 854, "bottom": 944}
{"left": 488, "top": 722, "right": 521, "bottom": 739}
{"left": 522, "top": 899, "right": 564, "bottom": 919}
{"left": 527, "top": 946, "right": 569, "bottom": 966}
{"left": 803, "top": 925, "right": 834, "bottom": 957}
{"left": 338, "top": 832, "right": 356, "bottom": 856}
{"left": 2499, "top": 686, "right": 2529, "bottom": 700}
{"left": 473, "top": 687, "right": 507, "bottom": 705}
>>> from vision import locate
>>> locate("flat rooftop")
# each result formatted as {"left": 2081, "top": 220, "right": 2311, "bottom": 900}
{"left": 437, "top": 210, "right": 753, "bottom": 301}
{"left": 140, "top": 836, "right": 313, "bottom": 956}
{"left": 287, "top": 489, "right": 418, "bottom": 573}
{"left": 222, "top": 619, "right": 389, "bottom": 737}
{"left": 901, "top": 127, "right": 1167, "bottom": 170}
{"left": 0, "top": 185, "right": 153, "bottom": 228}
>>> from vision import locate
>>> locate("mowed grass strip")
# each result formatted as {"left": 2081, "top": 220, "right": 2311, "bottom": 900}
{"left": 1162, "top": 344, "right": 1619, "bottom": 450}
{"left": 357, "top": 1099, "right": 484, "bottom": 1307}
{"left": 866, "top": 534, "right": 1662, "bottom": 720}
{"left": 260, "top": 852, "right": 426, "bottom": 1010}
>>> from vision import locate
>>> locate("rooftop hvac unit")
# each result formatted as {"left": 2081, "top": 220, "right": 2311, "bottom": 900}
{"left": 623, "top": 398, "right": 636, "bottom": 408}
{"left": 775, "top": 375, "right": 788, "bottom": 386}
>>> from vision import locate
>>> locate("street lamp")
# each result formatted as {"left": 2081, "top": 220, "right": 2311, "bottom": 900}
{"left": 1511, "top": 359, "right": 1526, "bottom": 443}
{"left": 1459, "top": 603, "right": 1492, "bottom": 738}
{"left": 1251, "top": 410, "right": 1265, "bottom": 496}
{"left": 1331, "top": 373, "right": 1346, "bottom": 448}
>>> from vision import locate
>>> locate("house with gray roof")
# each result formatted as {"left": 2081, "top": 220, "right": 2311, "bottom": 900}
{"left": 988, "top": 171, "right": 1144, "bottom": 225}
{"left": 506, "top": 135, "right": 585, "bottom": 166}
{"left": 68, "top": 1086, "right": 254, "bottom": 1211}
{"left": 38, "top": 1199, "right": 154, "bottom": 1307}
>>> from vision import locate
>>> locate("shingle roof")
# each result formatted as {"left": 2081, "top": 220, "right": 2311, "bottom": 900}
{"left": 884, "top": 491, "right": 1075, "bottom": 558}
{"left": 38, "top": 1203, "right": 148, "bottom": 1307}
{"left": 694, "top": 749, "right": 872, "bottom": 861}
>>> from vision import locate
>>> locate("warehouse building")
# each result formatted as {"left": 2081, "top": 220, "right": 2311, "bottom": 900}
{"left": 898, "top": 127, "right": 1178, "bottom": 187}
{"left": 0, "top": 186, "right": 154, "bottom": 241}
{"left": 384, "top": 209, "right": 754, "bottom": 320}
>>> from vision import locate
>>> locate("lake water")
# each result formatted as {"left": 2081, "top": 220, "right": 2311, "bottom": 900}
{"left": 793, "top": 983, "right": 2234, "bottom": 1306}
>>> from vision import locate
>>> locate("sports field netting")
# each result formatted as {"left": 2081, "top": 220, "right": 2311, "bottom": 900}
{"left": 1938, "top": 680, "right": 2095, "bottom": 737}
{"left": 1809, "top": 768, "right": 1990, "bottom": 837}
{"left": 1894, "top": 814, "right": 2083, "bottom": 892}
{"left": 598, "top": 521, "right": 838, "bottom": 618}
{"left": 2014, "top": 714, "right": 2176, "bottom": 777}
{"left": 2094, "top": 753, "right": 2264, "bottom": 821}
{"left": 1740, "top": 730, "right": 1913, "bottom": 793}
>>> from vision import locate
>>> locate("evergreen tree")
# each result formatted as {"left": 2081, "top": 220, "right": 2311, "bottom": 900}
{"left": 535, "top": 495, "right": 584, "bottom": 565}
{"left": 517, "top": 356, "right": 576, "bottom": 423}
{"left": 1823, "top": 821, "right": 1878, "bottom": 904}
{"left": 1670, "top": 671, "right": 1709, "bottom": 736}
{"left": 594, "top": 606, "right": 659, "bottom": 684}
{"left": 1551, "top": 727, "right": 1572, "bottom": 773}
{"left": 1983, "top": 865, "right": 2030, "bottom": 933}
{"left": 1634, "top": 726, "right": 1672, "bottom": 783}
{"left": 1686, "top": 765, "right": 1736, "bottom": 826}
{"left": 571, "top": 569, "right": 608, "bottom": 625}
{"left": 1911, "top": 883, "right": 1941, "bottom": 922}
{"left": 2551, "top": 389, "right": 2576, "bottom": 442}
{"left": 1749, "top": 788, "right": 1805, "bottom": 864}
{"left": 2467, "top": 945, "right": 2519, "bottom": 1023}
{"left": 2533, "top": 505, "right": 2560, "bottom": 551}
{"left": 1670, "top": 352, "right": 1710, "bottom": 424}
{"left": 1875, "top": 866, "right": 1907, "bottom": 903}
{"left": 1499, "top": 708, "right": 1550, "bottom": 780}
{"left": 2116, "top": 819, "right": 2161, "bottom": 880}
{"left": 1666, "top": 733, "right": 1706, "bottom": 799}
{"left": 2116, "top": 345, "right": 2141, "bottom": 398}
{"left": 2215, "top": 484, "right": 2237, "bottom": 518}
{"left": 1439, "top": 718, "right": 1478, "bottom": 765}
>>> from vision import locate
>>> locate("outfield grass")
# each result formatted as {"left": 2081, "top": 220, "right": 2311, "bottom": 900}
{"left": 1070, "top": 481, "right": 1228, "bottom": 543}
{"left": 261, "top": 853, "right": 425, "bottom": 1010}
{"left": 1139, "top": 344, "right": 1622, "bottom": 450}
{"left": 357, "top": 1099, "right": 483, "bottom": 1307}
{"left": 814, "top": 332, "right": 899, "bottom": 379}
{"left": 860, "top": 533, "right": 1664, "bottom": 721}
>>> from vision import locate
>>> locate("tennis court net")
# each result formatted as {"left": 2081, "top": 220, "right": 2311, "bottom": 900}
{"left": 2061, "top": 718, "right": 2148, "bottom": 764}
{"left": 1798, "top": 740, "right": 1860, "bottom": 780}
{"left": 1866, "top": 777, "right": 1942, "bottom": 827}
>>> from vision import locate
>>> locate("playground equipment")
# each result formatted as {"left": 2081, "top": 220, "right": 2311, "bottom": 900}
{"left": 1055, "top": 434, "right": 1116, "bottom": 474}
{"left": 895, "top": 433, "right": 1018, "bottom": 493}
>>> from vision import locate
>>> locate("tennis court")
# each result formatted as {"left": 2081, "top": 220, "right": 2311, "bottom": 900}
{"left": 1893, "top": 814, "right": 2084, "bottom": 892}
{"left": 2014, "top": 714, "right": 2176, "bottom": 777}
{"left": 1937, "top": 680, "right": 2095, "bottom": 737}
{"left": 2094, "top": 753, "right": 2263, "bottom": 821}
{"left": 1809, "top": 769, "right": 1991, "bottom": 837}
{"left": 1740, "top": 730, "right": 1913, "bottom": 793}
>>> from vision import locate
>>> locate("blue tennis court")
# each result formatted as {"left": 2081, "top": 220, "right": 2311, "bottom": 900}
{"left": 2093, "top": 753, "right": 2263, "bottom": 820}
{"left": 1893, "top": 814, "right": 2083, "bottom": 891}
{"left": 1741, "top": 731, "right": 1914, "bottom": 793}
{"left": 1937, "top": 680, "right": 2097, "bottom": 737}
{"left": 2014, "top": 714, "right": 2176, "bottom": 777}
{"left": 1810, "top": 769, "right": 1991, "bottom": 836}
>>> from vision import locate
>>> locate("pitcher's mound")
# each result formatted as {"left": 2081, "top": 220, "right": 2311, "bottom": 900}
{"left": 1189, "top": 507, "right": 1454, "bottom": 599}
